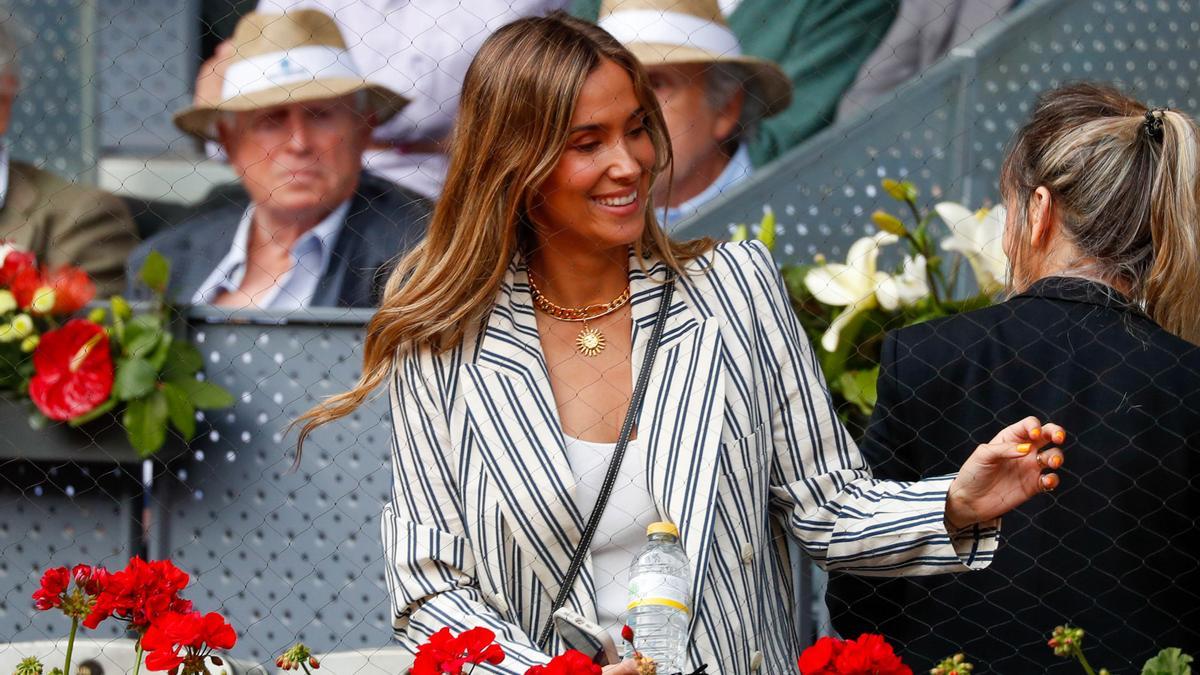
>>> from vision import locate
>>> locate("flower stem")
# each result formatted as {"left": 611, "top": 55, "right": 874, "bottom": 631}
{"left": 1073, "top": 642, "right": 1097, "bottom": 675}
{"left": 132, "top": 640, "right": 144, "bottom": 675}
{"left": 63, "top": 617, "right": 79, "bottom": 675}
{"left": 301, "top": 665, "right": 314, "bottom": 675}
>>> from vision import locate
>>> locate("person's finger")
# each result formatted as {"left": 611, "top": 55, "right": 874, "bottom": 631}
{"left": 1040, "top": 472, "right": 1060, "bottom": 492}
{"left": 1036, "top": 447, "right": 1064, "bottom": 470}
{"left": 990, "top": 416, "right": 1043, "bottom": 445}
{"left": 1039, "top": 423, "right": 1067, "bottom": 447}
{"left": 601, "top": 660, "right": 639, "bottom": 674}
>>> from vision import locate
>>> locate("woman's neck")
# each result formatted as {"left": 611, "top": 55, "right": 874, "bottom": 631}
{"left": 527, "top": 241, "right": 630, "bottom": 308}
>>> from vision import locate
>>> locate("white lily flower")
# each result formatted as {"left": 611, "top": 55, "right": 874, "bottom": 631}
{"left": 877, "top": 255, "right": 929, "bottom": 310}
{"left": 805, "top": 232, "right": 898, "bottom": 352}
{"left": 937, "top": 202, "right": 1008, "bottom": 294}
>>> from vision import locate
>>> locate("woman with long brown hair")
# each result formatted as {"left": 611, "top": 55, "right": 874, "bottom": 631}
{"left": 829, "top": 82, "right": 1200, "bottom": 671}
{"left": 299, "top": 13, "right": 1066, "bottom": 673}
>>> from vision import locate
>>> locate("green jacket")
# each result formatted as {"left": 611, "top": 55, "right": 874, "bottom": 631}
{"left": 571, "top": 0, "right": 897, "bottom": 166}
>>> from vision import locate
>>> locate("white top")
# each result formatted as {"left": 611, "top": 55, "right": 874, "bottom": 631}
{"left": 192, "top": 199, "right": 350, "bottom": 309}
{"left": 255, "top": 0, "right": 570, "bottom": 196}
{"left": 563, "top": 435, "right": 659, "bottom": 647}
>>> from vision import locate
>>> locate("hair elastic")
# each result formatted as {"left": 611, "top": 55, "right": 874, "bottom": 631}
{"left": 1144, "top": 107, "right": 1168, "bottom": 142}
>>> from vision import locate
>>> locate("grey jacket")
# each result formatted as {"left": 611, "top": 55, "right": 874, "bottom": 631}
{"left": 127, "top": 171, "right": 430, "bottom": 308}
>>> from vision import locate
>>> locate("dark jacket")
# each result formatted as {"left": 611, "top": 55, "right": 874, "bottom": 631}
{"left": 126, "top": 171, "right": 430, "bottom": 307}
{"left": 827, "top": 277, "right": 1200, "bottom": 672}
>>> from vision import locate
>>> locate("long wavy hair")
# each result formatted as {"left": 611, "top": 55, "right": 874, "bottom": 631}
{"left": 1001, "top": 82, "right": 1200, "bottom": 343}
{"left": 295, "top": 12, "right": 714, "bottom": 450}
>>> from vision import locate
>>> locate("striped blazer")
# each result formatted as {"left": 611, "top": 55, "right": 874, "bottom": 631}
{"left": 382, "top": 241, "right": 998, "bottom": 673}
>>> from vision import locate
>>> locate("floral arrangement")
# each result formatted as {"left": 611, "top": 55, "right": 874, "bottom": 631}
{"left": 1, "top": 242, "right": 233, "bottom": 457}
{"left": 797, "top": 633, "right": 911, "bottom": 675}
{"left": 756, "top": 179, "right": 1007, "bottom": 433}
{"left": 23, "top": 557, "right": 236, "bottom": 675}
{"left": 410, "top": 624, "right": 661, "bottom": 675}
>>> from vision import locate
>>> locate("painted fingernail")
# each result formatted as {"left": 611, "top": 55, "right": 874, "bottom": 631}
{"left": 1049, "top": 455, "right": 1062, "bottom": 469}
{"left": 1030, "top": 427, "right": 1041, "bottom": 439}
{"left": 1054, "top": 431, "right": 1066, "bottom": 443}
{"left": 1017, "top": 443, "right": 1032, "bottom": 455}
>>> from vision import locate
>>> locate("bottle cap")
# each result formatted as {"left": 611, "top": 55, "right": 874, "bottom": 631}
{"left": 646, "top": 521, "right": 679, "bottom": 537}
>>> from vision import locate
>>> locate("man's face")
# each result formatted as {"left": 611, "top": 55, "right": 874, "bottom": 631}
{"left": 645, "top": 62, "right": 741, "bottom": 207}
{"left": 219, "top": 95, "right": 372, "bottom": 220}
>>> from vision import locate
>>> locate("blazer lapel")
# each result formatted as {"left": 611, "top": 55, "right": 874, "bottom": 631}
{"left": 629, "top": 254, "right": 725, "bottom": 638}
{"left": 172, "top": 209, "right": 242, "bottom": 304}
{"left": 457, "top": 259, "right": 598, "bottom": 620}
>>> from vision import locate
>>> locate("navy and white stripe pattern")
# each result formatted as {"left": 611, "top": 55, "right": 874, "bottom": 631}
{"left": 382, "top": 241, "right": 998, "bottom": 673}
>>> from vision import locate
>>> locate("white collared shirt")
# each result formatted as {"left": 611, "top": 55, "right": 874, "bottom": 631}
{"left": 662, "top": 144, "right": 753, "bottom": 231}
{"left": 193, "top": 200, "right": 351, "bottom": 309}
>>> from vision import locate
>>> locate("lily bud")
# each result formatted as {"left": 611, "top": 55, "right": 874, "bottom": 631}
{"left": 310, "top": 657, "right": 321, "bottom": 669}
{"left": 882, "top": 178, "right": 918, "bottom": 202}
{"left": 730, "top": 224, "right": 749, "bottom": 242}
{"left": 871, "top": 210, "right": 907, "bottom": 236}
{"left": 87, "top": 307, "right": 107, "bottom": 324}
{"left": 757, "top": 208, "right": 777, "bottom": 252}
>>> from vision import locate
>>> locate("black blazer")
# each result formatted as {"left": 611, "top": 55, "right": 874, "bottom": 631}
{"left": 827, "top": 277, "right": 1200, "bottom": 672}
{"left": 126, "top": 171, "right": 431, "bottom": 308}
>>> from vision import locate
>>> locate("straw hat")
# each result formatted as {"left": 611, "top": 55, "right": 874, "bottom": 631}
{"left": 174, "top": 9, "right": 409, "bottom": 140}
{"left": 598, "top": 0, "right": 793, "bottom": 118}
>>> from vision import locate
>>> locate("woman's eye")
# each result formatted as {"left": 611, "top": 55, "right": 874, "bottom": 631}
{"left": 628, "top": 125, "right": 646, "bottom": 137}
{"left": 573, "top": 141, "right": 600, "bottom": 152}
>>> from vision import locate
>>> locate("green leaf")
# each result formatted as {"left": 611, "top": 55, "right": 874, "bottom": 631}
{"left": 139, "top": 251, "right": 171, "bottom": 294}
{"left": 123, "top": 327, "right": 162, "bottom": 361}
{"left": 837, "top": 367, "right": 880, "bottom": 417}
{"left": 67, "top": 398, "right": 117, "bottom": 427}
{"left": 113, "top": 357, "right": 158, "bottom": 401}
{"left": 161, "top": 382, "right": 196, "bottom": 439}
{"left": 172, "top": 377, "right": 235, "bottom": 410}
{"left": 162, "top": 341, "right": 204, "bottom": 381}
{"left": 1142, "top": 648, "right": 1194, "bottom": 675}
{"left": 148, "top": 333, "right": 173, "bottom": 371}
{"left": 123, "top": 389, "right": 168, "bottom": 457}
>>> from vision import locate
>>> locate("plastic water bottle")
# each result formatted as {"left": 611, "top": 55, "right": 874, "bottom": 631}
{"left": 624, "top": 521, "right": 691, "bottom": 674}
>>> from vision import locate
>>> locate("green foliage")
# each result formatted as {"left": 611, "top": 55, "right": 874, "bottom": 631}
{"left": 1143, "top": 648, "right": 1194, "bottom": 675}
{"left": 124, "top": 390, "right": 169, "bottom": 458}
{"left": 139, "top": 251, "right": 170, "bottom": 295}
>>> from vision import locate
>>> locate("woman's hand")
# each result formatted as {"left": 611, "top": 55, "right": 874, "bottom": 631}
{"left": 945, "top": 416, "right": 1066, "bottom": 529}
{"left": 602, "top": 659, "right": 640, "bottom": 674}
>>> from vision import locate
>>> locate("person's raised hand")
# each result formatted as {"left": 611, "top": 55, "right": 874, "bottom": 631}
{"left": 945, "top": 416, "right": 1066, "bottom": 529}
{"left": 195, "top": 39, "right": 237, "bottom": 107}
{"left": 601, "top": 659, "right": 640, "bottom": 674}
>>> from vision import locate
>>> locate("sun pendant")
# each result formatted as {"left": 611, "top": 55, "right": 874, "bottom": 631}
{"left": 575, "top": 326, "right": 606, "bottom": 357}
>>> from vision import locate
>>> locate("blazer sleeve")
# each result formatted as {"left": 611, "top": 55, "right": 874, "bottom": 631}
{"left": 382, "top": 351, "right": 552, "bottom": 672}
{"left": 739, "top": 241, "right": 998, "bottom": 575}
{"left": 47, "top": 188, "right": 139, "bottom": 298}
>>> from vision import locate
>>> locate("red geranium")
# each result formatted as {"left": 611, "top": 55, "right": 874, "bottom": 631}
{"left": 141, "top": 610, "right": 236, "bottom": 673}
{"left": 524, "top": 650, "right": 602, "bottom": 675}
{"left": 798, "top": 634, "right": 911, "bottom": 675}
{"left": 32, "top": 567, "right": 71, "bottom": 611}
{"left": 28, "top": 319, "right": 114, "bottom": 421}
{"left": 84, "top": 557, "right": 193, "bottom": 631}
{"left": 413, "top": 627, "right": 506, "bottom": 674}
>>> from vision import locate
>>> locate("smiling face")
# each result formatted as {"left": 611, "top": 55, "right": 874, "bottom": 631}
{"left": 218, "top": 94, "right": 372, "bottom": 223}
{"left": 527, "top": 58, "right": 657, "bottom": 254}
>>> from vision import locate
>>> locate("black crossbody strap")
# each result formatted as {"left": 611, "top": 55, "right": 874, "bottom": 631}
{"left": 536, "top": 270, "right": 677, "bottom": 651}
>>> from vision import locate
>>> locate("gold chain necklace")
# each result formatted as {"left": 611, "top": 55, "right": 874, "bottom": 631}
{"left": 527, "top": 273, "right": 631, "bottom": 357}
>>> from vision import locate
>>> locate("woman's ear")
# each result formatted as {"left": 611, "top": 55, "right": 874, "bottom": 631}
{"left": 1027, "top": 186, "right": 1056, "bottom": 251}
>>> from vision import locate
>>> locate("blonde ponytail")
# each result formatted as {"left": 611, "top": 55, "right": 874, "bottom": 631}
{"left": 1144, "top": 110, "right": 1200, "bottom": 343}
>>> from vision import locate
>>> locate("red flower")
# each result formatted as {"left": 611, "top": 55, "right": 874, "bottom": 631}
{"left": 45, "top": 266, "right": 96, "bottom": 315}
{"left": 524, "top": 650, "right": 601, "bottom": 675}
{"left": 141, "top": 611, "right": 237, "bottom": 672}
{"left": 412, "top": 627, "right": 506, "bottom": 674}
{"left": 0, "top": 248, "right": 36, "bottom": 286}
{"left": 797, "top": 634, "right": 910, "bottom": 675}
{"left": 84, "top": 557, "right": 193, "bottom": 631}
{"left": 72, "top": 564, "right": 110, "bottom": 596}
{"left": 32, "top": 567, "right": 71, "bottom": 611}
{"left": 29, "top": 319, "right": 114, "bottom": 421}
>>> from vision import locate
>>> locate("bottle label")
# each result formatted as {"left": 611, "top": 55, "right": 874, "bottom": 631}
{"left": 626, "top": 572, "right": 690, "bottom": 614}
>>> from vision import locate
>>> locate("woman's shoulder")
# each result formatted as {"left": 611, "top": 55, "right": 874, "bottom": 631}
{"left": 677, "top": 240, "right": 779, "bottom": 294}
